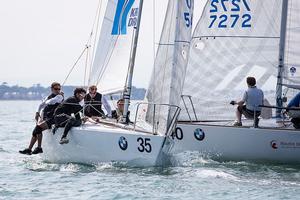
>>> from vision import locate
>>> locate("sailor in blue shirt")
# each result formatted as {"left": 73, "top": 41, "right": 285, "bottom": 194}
{"left": 288, "top": 93, "right": 300, "bottom": 107}
{"left": 231, "top": 77, "right": 264, "bottom": 127}
{"left": 287, "top": 92, "right": 300, "bottom": 129}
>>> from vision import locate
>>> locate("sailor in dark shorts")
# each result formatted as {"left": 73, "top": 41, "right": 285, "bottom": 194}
{"left": 238, "top": 105, "right": 261, "bottom": 121}
{"left": 19, "top": 82, "right": 63, "bottom": 155}
{"left": 231, "top": 77, "right": 264, "bottom": 127}
{"left": 53, "top": 88, "right": 86, "bottom": 144}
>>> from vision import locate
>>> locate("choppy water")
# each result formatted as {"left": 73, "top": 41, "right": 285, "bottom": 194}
{"left": 1, "top": 101, "right": 300, "bottom": 200}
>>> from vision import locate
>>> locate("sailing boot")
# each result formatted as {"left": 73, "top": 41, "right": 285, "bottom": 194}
{"left": 19, "top": 148, "right": 32, "bottom": 155}
{"left": 59, "top": 137, "right": 69, "bottom": 144}
{"left": 32, "top": 147, "right": 43, "bottom": 154}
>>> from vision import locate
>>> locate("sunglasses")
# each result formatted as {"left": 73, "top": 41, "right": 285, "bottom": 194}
{"left": 90, "top": 88, "right": 97, "bottom": 91}
{"left": 53, "top": 87, "right": 61, "bottom": 91}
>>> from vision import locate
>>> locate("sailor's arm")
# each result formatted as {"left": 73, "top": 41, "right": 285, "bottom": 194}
{"left": 45, "top": 94, "right": 64, "bottom": 105}
{"left": 35, "top": 98, "right": 47, "bottom": 121}
{"left": 237, "top": 91, "right": 247, "bottom": 106}
{"left": 230, "top": 92, "right": 246, "bottom": 106}
{"left": 236, "top": 100, "right": 245, "bottom": 107}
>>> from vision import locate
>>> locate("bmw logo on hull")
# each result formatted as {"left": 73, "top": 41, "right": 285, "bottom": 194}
{"left": 194, "top": 128, "right": 205, "bottom": 141}
{"left": 118, "top": 136, "right": 128, "bottom": 151}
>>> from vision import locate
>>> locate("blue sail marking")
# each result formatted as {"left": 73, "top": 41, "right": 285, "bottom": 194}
{"left": 112, "top": 0, "right": 136, "bottom": 35}
{"left": 121, "top": 0, "right": 135, "bottom": 34}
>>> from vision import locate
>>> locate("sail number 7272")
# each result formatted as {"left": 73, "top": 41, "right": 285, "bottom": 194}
{"left": 208, "top": 0, "right": 251, "bottom": 28}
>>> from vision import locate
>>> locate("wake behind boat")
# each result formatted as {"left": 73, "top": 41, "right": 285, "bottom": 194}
{"left": 172, "top": 0, "right": 300, "bottom": 164}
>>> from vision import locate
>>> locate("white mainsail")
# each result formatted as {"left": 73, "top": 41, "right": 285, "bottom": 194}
{"left": 180, "top": 0, "right": 284, "bottom": 120}
{"left": 283, "top": 1, "right": 300, "bottom": 85}
{"left": 146, "top": 0, "right": 194, "bottom": 134}
{"left": 88, "top": 0, "right": 141, "bottom": 94}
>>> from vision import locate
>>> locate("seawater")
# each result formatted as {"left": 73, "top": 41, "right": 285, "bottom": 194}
{"left": 0, "top": 101, "right": 300, "bottom": 200}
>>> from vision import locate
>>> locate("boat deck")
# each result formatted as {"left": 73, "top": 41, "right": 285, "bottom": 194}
{"left": 79, "top": 117, "right": 159, "bottom": 136}
{"left": 178, "top": 118, "right": 298, "bottom": 130}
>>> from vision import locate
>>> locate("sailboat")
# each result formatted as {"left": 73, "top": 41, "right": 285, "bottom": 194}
{"left": 41, "top": 0, "right": 194, "bottom": 166}
{"left": 172, "top": 0, "right": 300, "bottom": 163}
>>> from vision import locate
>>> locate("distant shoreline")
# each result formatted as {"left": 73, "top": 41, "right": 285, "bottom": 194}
{"left": 0, "top": 84, "right": 146, "bottom": 100}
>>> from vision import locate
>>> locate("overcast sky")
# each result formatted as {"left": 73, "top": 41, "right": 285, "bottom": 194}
{"left": 0, "top": 0, "right": 205, "bottom": 88}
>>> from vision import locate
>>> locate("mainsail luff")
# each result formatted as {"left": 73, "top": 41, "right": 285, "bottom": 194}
{"left": 276, "top": 0, "right": 289, "bottom": 119}
{"left": 146, "top": 0, "right": 194, "bottom": 134}
{"left": 122, "top": 0, "right": 144, "bottom": 123}
{"left": 167, "top": 0, "right": 194, "bottom": 127}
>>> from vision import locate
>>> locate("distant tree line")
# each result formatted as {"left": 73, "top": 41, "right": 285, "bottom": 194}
{"left": 0, "top": 82, "right": 146, "bottom": 100}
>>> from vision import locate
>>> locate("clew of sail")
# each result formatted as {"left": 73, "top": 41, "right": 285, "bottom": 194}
{"left": 89, "top": 0, "right": 141, "bottom": 94}
{"left": 146, "top": 0, "right": 194, "bottom": 134}
{"left": 180, "top": 0, "right": 285, "bottom": 121}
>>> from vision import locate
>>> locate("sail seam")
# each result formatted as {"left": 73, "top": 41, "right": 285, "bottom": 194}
{"left": 193, "top": 36, "right": 280, "bottom": 39}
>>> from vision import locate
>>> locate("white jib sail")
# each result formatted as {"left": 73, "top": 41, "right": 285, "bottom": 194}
{"left": 146, "top": 0, "right": 194, "bottom": 134}
{"left": 180, "top": 0, "right": 284, "bottom": 121}
{"left": 88, "top": 0, "right": 141, "bottom": 94}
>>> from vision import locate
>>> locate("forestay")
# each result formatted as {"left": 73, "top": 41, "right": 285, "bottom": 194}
{"left": 89, "top": 0, "right": 141, "bottom": 94}
{"left": 146, "top": 0, "right": 194, "bottom": 134}
{"left": 180, "top": 0, "right": 285, "bottom": 120}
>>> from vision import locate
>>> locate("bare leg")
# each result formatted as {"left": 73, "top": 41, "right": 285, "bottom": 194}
{"left": 28, "top": 136, "right": 37, "bottom": 150}
{"left": 37, "top": 134, "right": 43, "bottom": 148}
{"left": 236, "top": 106, "right": 242, "bottom": 123}
{"left": 36, "top": 121, "right": 49, "bottom": 148}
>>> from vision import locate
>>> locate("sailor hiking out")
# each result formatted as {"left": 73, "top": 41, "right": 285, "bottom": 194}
{"left": 19, "top": 82, "right": 63, "bottom": 155}
{"left": 53, "top": 88, "right": 86, "bottom": 144}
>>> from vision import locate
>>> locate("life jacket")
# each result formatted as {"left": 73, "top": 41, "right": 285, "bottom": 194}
{"left": 43, "top": 93, "right": 61, "bottom": 119}
{"left": 84, "top": 93, "right": 104, "bottom": 117}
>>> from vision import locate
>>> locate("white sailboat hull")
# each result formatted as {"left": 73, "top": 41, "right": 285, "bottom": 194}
{"left": 173, "top": 123, "right": 300, "bottom": 164}
{"left": 42, "top": 123, "right": 171, "bottom": 167}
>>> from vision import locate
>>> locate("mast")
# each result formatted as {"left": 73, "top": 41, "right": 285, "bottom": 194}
{"left": 276, "top": 0, "right": 289, "bottom": 119}
{"left": 122, "top": 0, "right": 144, "bottom": 123}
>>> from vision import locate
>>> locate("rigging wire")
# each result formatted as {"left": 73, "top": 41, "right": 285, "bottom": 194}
{"left": 95, "top": 37, "right": 119, "bottom": 86}
{"left": 61, "top": 0, "right": 103, "bottom": 87}
{"left": 89, "top": 0, "right": 103, "bottom": 84}
{"left": 84, "top": 45, "right": 90, "bottom": 88}
{"left": 62, "top": 46, "right": 88, "bottom": 86}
